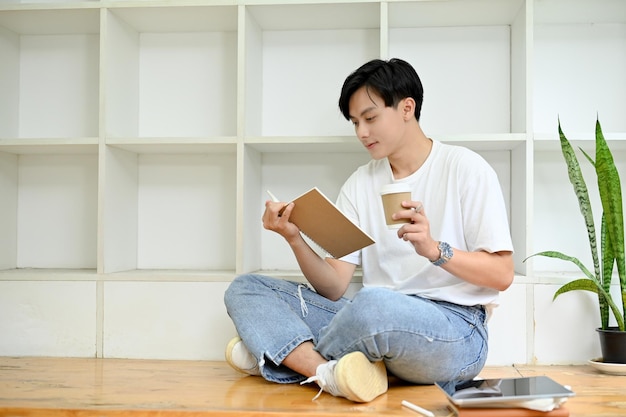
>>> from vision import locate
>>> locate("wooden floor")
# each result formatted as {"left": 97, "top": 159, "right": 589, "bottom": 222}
{"left": 0, "top": 357, "right": 624, "bottom": 417}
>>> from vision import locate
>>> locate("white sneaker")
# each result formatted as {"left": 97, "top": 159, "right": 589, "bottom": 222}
{"left": 225, "top": 337, "right": 260, "bottom": 376}
{"left": 301, "top": 351, "right": 387, "bottom": 402}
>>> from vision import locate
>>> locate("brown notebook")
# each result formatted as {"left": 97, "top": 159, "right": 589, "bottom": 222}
{"left": 282, "top": 187, "right": 375, "bottom": 259}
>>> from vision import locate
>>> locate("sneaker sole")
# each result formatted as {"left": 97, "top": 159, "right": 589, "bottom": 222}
{"left": 334, "top": 351, "right": 388, "bottom": 402}
{"left": 225, "top": 336, "right": 250, "bottom": 374}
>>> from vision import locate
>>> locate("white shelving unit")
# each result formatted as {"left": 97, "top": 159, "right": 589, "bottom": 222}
{"left": 0, "top": 0, "right": 624, "bottom": 364}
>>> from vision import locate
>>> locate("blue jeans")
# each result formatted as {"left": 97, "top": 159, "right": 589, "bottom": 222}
{"left": 224, "top": 274, "right": 488, "bottom": 387}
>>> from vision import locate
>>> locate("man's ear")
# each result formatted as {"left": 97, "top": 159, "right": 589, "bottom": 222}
{"left": 401, "top": 97, "right": 416, "bottom": 121}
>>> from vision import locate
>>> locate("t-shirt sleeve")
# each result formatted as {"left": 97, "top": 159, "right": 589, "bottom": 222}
{"left": 458, "top": 152, "right": 514, "bottom": 254}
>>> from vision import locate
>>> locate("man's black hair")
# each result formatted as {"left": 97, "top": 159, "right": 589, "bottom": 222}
{"left": 338, "top": 58, "right": 424, "bottom": 121}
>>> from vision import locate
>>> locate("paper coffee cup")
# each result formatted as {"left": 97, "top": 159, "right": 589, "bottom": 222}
{"left": 380, "top": 183, "right": 412, "bottom": 229}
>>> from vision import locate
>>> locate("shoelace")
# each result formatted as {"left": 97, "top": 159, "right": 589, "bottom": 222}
{"left": 300, "top": 360, "right": 339, "bottom": 401}
{"left": 297, "top": 284, "right": 309, "bottom": 317}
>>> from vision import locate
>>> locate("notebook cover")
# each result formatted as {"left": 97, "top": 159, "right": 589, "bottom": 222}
{"left": 287, "top": 187, "right": 375, "bottom": 258}
{"left": 449, "top": 405, "right": 569, "bottom": 417}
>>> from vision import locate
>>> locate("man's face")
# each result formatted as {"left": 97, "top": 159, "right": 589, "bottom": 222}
{"left": 348, "top": 86, "right": 408, "bottom": 160}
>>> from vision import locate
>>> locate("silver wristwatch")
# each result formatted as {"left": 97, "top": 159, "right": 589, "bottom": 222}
{"left": 431, "top": 241, "right": 453, "bottom": 267}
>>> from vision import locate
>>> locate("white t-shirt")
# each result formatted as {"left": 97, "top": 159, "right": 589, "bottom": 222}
{"left": 335, "top": 140, "right": 514, "bottom": 307}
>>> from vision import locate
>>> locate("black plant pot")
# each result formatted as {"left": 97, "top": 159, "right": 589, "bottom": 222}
{"left": 597, "top": 327, "right": 626, "bottom": 364}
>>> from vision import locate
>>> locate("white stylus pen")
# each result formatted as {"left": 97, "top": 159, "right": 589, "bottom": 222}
{"left": 267, "top": 190, "right": 288, "bottom": 216}
{"left": 401, "top": 400, "right": 435, "bottom": 417}
{"left": 266, "top": 190, "right": 279, "bottom": 202}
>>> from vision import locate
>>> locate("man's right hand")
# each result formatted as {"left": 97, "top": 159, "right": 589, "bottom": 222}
{"left": 262, "top": 200, "right": 301, "bottom": 243}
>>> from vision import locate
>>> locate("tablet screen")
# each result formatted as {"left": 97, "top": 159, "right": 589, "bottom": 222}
{"left": 436, "top": 376, "right": 575, "bottom": 407}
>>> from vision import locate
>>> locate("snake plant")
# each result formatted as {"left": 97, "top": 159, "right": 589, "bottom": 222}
{"left": 526, "top": 119, "right": 625, "bottom": 331}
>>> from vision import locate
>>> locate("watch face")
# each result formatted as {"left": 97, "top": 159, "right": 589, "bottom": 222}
{"left": 432, "top": 241, "right": 453, "bottom": 266}
{"left": 441, "top": 242, "right": 452, "bottom": 257}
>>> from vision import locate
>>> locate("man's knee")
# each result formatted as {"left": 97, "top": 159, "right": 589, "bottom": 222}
{"left": 224, "top": 274, "right": 261, "bottom": 307}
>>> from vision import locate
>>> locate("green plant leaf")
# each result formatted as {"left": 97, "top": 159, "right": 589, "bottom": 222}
{"left": 594, "top": 119, "right": 626, "bottom": 330}
{"left": 525, "top": 251, "right": 595, "bottom": 281}
{"left": 580, "top": 147, "right": 595, "bottom": 167}
{"left": 554, "top": 278, "right": 625, "bottom": 331}
{"left": 554, "top": 278, "right": 601, "bottom": 297}
{"left": 558, "top": 122, "right": 602, "bottom": 280}
{"left": 600, "top": 214, "right": 612, "bottom": 328}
